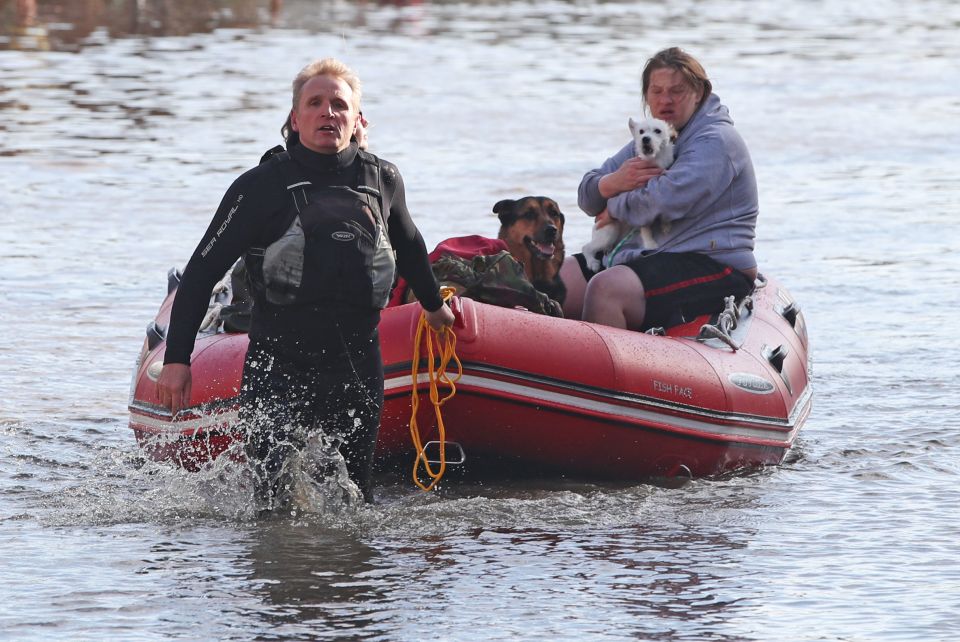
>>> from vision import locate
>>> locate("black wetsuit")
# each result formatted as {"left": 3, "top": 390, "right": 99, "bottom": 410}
{"left": 164, "top": 142, "right": 443, "bottom": 506}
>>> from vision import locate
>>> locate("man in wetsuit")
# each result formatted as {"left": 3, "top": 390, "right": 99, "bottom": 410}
{"left": 157, "top": 58, "right": 454, "bottom": 509}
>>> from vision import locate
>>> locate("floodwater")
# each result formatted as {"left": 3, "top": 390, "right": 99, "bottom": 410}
{"left": 2, "top": 0, "right": 959, "bottom": 639}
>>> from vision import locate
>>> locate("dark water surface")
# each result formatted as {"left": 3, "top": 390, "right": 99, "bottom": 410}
{"left": 2, "top": 1, "right": 959, "bottom": 640}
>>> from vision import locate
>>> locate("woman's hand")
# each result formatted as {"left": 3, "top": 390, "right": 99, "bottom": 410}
{"left": 598, "top": 158, "right": 664, "bottom": 198}
{"left": 157, "top": 363, "right": 192, "bottom": 416}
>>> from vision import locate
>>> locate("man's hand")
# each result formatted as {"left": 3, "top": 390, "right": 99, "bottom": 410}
{"left": 157, "top": 363, "right": 192, "bottom": 416}
{"left": 424, "top": 303, "right": 456, "bottom": 331}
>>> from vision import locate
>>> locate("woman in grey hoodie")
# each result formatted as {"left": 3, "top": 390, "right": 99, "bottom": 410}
{"left": 561, "top": 47, "right": 758, "bottom": 330}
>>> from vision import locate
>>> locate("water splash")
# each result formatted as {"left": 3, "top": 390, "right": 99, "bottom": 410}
{"left": 24, "top": 427, "right": 365, "bottom": 527}
{"left": 286, "top": 432, "right": 364, "bottom": 517}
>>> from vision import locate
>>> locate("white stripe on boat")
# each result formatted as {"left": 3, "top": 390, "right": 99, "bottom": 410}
{"left": 130, "top": 372, "right": 810, "bottom": 445}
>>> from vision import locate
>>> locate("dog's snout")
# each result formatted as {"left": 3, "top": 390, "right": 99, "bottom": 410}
{"left": 642, "top": 135, "right": 651, "bottom": 144}
{"left": 544, "top": 224, "right": 558, "bottom": 241}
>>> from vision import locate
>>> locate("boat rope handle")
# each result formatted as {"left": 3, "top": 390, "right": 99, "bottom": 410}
{"left": 409, "top": 287, "right": 462, "bottom": 491}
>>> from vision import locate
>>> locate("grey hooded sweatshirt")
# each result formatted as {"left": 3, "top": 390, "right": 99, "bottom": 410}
{"left": 577, "top": 93, "right": 758, "bottom": 272}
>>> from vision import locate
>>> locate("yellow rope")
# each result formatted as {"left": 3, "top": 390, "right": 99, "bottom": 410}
{"left": 409, "top": 287, "right": 462, "bottom": 491}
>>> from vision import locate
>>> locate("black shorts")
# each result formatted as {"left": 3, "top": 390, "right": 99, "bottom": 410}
{"left": 573, "top": 251, "right": 754, "bottom": 329}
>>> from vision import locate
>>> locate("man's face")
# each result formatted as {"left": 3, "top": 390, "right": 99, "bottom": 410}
{"left": 290, "top": 74, "right": 359, "bottom": 154}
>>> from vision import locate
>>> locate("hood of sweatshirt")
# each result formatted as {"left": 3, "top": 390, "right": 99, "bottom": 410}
{"left": 676, "top": 93, "right": 732, "bottom": 147}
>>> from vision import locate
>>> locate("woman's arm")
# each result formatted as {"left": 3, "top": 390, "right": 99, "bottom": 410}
{"left": 607, "top": 132, "right": 735, "bottom": 227}
{"left": 577, "top": 141, "right": 636, "bottom": 216}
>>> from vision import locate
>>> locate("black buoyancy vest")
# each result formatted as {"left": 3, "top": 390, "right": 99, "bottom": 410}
{"left": 245, "top": 149, "right": 397, "bottom": 309}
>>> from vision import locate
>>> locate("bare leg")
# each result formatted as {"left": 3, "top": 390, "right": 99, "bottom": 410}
{"left": 559, "top": 256, "right": 587, "bottom": 320}
{"left": 582, "top": 265, "right": 647, "bottom": 330}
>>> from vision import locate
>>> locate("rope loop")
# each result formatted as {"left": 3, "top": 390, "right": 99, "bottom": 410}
{"left": 409, "top": 287, "right": 462, "bottom": 491}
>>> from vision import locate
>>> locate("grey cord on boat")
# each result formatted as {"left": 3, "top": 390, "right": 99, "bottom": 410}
{"left": 697, "top": 295, "right": 742, "bottom": 350}
{"left": 198, "top": 269, "right": 235, "bottom": 332}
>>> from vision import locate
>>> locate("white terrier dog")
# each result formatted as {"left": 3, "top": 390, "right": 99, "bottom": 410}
{"left": 581, "top": 116, "right": 676, "bottom": 272}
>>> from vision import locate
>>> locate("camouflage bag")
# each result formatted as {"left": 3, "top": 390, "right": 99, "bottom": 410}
{"left": 431, "top": 251, "right": 563, "bottom": 317}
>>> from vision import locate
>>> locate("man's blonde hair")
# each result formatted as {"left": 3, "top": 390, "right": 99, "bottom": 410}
{"left": 291, "top": 58, "right": 362, "bottom": 111}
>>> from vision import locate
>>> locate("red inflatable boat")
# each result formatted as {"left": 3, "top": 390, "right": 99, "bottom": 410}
{"left": 128, "top": 270, "right": 811, "bottom": 481}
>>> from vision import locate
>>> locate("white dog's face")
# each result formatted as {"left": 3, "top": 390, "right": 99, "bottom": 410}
{"left": 628, "top": 116, "right": 676, "bottom": 167}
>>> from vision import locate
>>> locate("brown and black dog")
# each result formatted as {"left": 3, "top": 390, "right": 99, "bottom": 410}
{"left": 494, "top": 196, "right": 566, "bottom": 305}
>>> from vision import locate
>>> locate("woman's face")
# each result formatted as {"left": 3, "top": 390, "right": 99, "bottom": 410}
{"left": 290, "top": 74, "right": 359, "bottom": 154}
{"left": 645, "top": 67, "right": 703, "bottom": 131}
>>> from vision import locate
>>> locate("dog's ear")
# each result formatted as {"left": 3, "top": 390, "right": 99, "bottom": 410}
{"left": 668, "top": 124, "right": 678, "bottom": 143}
{"left": 493, "top": 199, "right": 517, "bottom": 225}
{"left": 628, "top": 117, "right": 638, "bottom": 137}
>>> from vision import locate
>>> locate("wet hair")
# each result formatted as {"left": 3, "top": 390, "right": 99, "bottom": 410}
{"left": 281, "top": 112, "right": 298, "bottom": 147}
{"left": 641, "top": 47, "right": 712, "bottom": 109}
{"left": 281, "top": 57, "right": 362, "bottom": 146}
